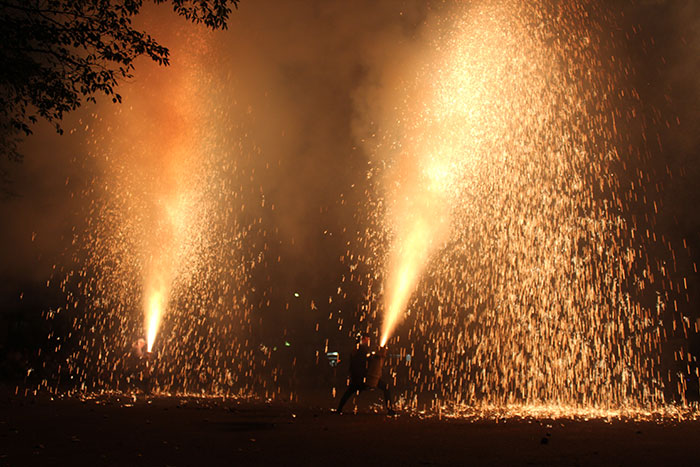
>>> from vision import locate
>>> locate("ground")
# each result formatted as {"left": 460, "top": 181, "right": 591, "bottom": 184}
{"left": 2, "top": 392, "right": 700, "bottom": 466}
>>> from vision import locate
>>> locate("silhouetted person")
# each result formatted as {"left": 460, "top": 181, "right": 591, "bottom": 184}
{"left": 128, "top": 338, "right": 153, "bottom": 394}
{"left": 337, "top": 333, "right": 394, "bottom": 415}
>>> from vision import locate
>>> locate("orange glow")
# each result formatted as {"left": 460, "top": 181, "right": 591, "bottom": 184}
{"left": 92, "top": 28, "right": 216, "bottom": 355}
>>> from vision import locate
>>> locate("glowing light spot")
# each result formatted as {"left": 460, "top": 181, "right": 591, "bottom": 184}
{"left": 146, "top": 288, "right": 164, "bottom": 352}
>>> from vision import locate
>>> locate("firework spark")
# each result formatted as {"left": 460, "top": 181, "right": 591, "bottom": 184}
{"left": 35, "top": 1, "right": 690, "bottom": 418}
{"left": 356, "top": 0, "right": 679, "bottom": 411}
{"left": 59, "top": 26, "right": 269, "bottom": 395}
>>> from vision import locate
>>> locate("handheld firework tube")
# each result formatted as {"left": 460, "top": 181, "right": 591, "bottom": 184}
{"left": 365, "top": 346, "right": 387, "bottom": 388}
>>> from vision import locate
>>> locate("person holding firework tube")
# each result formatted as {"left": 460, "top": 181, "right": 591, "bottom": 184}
{"left": 336, "top": 332, "right": 394, "bottom": 415}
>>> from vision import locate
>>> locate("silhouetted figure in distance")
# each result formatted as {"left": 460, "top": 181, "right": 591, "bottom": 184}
{"left": 337, "top": 333, "right": 394, "bottom": 415}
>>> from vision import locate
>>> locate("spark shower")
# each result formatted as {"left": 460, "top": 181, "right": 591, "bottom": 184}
{"left": 359, "top": 0, "right": 683, "bottom": 412}
{"left": 44, "top": 0, "right": 691, "bottom": 415}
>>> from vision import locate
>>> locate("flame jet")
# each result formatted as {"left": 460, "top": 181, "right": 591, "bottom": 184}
{"left": 379, "top": 0, "right": 558, "bottom": 346}
{"left": 381, "top": 152, "right": 452, "bottom": 346}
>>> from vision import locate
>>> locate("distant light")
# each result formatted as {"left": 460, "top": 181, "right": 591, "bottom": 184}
{"left": 293, "top": 292, "right": 300, "bottom": 298}
{"left": 326, "top": 351, "right": 340, "bottom": 367}
{"left": 285, "top": 341, "right": 291, "bottom": 347}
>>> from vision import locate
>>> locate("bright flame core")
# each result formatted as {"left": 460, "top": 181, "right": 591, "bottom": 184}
{"left": 146, "top": 288, "right": 164, "bottom": 352}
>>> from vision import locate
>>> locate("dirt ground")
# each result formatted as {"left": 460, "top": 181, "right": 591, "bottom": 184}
{"left": 2, "top": 392, "right": 700, "bottom": 467}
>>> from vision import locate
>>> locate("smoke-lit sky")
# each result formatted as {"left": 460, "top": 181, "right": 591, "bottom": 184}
{"left": 0, "top": 1, "right": 430, "bottom": 312}
{"left": 1, "top": 0, "right": 699, "bottom": 351}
